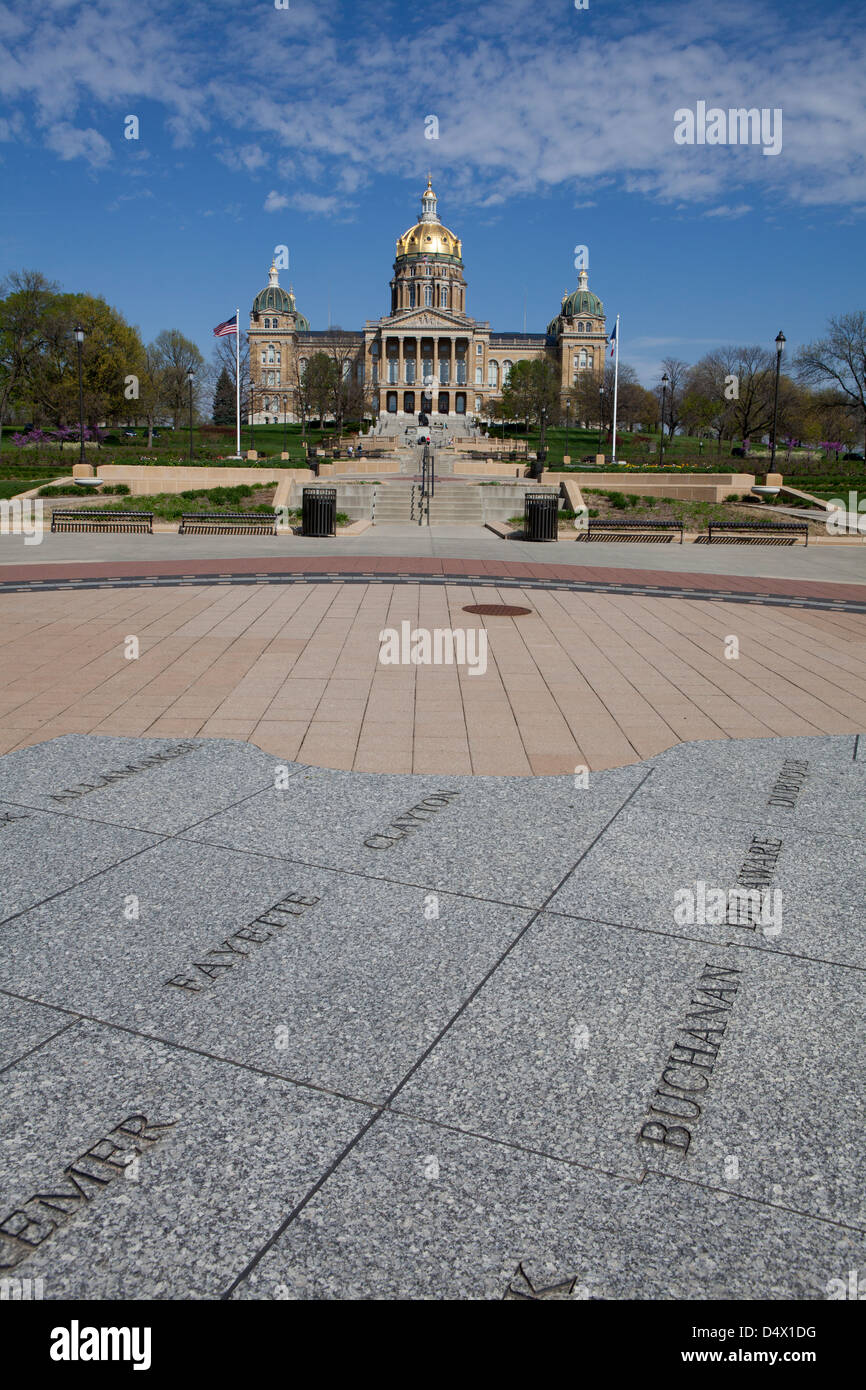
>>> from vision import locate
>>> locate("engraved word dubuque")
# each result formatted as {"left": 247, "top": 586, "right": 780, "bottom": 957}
{"left": 767, "top": 758, "right": 809, "bottom": 808}
{"left": 638, "top": 961, "right": 742, "bottom": 1156}
{"left": 49, "top": 742, "right": 199, "bottom": 803}
{"left": 165, "top": 890, "right": 321, "bottom": 993}
{"left": 364, "top": 790, "right": 461, "bottom": 849}
{"left": 0, "top": 1114, "right": 177, "bottom": 1271}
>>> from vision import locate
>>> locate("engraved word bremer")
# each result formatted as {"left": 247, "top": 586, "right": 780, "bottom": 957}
{"left": 0, "top": 1114, "right": 177, "bottom": 1271}
{"left": 767, "top": 758, "right": 809, "bottom": 808}
{"left": 49, "top": 742, "right": 199, "bottom": 803}
{"left": 638, "top": 961, "right": 742, "bottom": 1155}
{"left": 364, "top": 790, "right": 461, "bottom": 849}
{"left": 164, "top": 889, "right": 320, "bottom": 993}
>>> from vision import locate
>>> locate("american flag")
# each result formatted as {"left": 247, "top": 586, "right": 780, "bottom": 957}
{"left": 213, "top": 314, "right": 237, "bottom": 338}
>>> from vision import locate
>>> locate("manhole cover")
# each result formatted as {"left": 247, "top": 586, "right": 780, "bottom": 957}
{"left": 463, "top": 603, "right": 533, "bottom": 617}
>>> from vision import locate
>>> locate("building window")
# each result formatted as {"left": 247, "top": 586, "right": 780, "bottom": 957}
{"left": 475, "top": 397, "right": 482, "bottom": 410}
{"left": 488, "top": 360, "right": 499, "bottom": 388}
{"left": 409, "top": 287, "right": 415, "bottom": 307}
{"left": 439, "top": 360, "right": 449, "bottom": 384}
{"left": 386, "top": 392, "right": 397, "bottom": 413}
{"left": 456, "top": 358, "right": 466, "bottom": 384}
{"left": 261, "top": 349, "right": 267, "bottom": 364}
{"left": 587, "top": 352, "right": 593, "bottom": 370}
{"left": 476, "top": 343, "right": 483, "bottom": 356}
{"left": 424, "top": 285, "right": 432, "bottom": 307}
{"left": 405, "top": 359, "right": 416, "bottom": 383}
{"left": 388, "top": 359, "right": 398, "bottom": 384}
{"left": 357, "top": 362, "right": 364, "bottom": 382}
{"left": 422, "top": 357, "right": 433, "bottom": 383}
{"left": 579, "top": 349, "right": 587, "bottom": 368}
{"left": 403, "top": 391, "right": 415, "bottom": 414}
{"left": 475, "top": 366, "right": 483, "bottom": 385}
{"left": 502, "top": 359, "right": 512, "bottom": 385}
{"left": 440, "top": 286, "right": 448, "bottom": 309}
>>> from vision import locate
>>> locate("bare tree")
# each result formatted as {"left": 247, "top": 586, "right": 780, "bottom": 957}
{"left": 657, "top": 357, "right": 690, "bottom": 439}
{"left": 796, "top": 311, "right": 866, "bottom": 454}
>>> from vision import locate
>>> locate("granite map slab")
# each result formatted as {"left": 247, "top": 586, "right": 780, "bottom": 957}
{"left": 0, "top": 802, "right": 161, "bottom": 922}
{"left": 231, "top": 1114, "right": 866, "bottom": 1301}
{"left": 0, "top": 993, "right": 72, "bottom": 1071}
{"left": 0, "top": 729, "right": 863, "bottom": 1299}
{"left": 0, "top": 734, "right": 289, "bottom": 834}
{"left": 632, "top": 735, "right": 865, "bottom": 838}
{"left": 0, "top": 838, "right": 532, "bottom": 1101}
{"left": 395, "top": 919, "right": 866, "bottom": 1227}
{"left": 181, "top": 762, "right": 649, "bottom": 906}
{"left": 0, "top": 1019, "right": 371, "bottom": 1299}
{"left": 546, "top": 805, "right": 865, "bottom": 970}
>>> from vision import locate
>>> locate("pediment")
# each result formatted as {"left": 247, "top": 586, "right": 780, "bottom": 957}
{"left": 382, "top": 310, "right": 470, "bottom": 331}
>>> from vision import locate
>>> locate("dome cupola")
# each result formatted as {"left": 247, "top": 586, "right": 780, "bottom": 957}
{"left": 252, "top": 262, "right": 310, "bottom": 328}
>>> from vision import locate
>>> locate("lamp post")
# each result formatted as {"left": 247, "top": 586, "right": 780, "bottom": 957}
{"left": 659, "top": 372, "right": 669, "bottom": 467}
{"left": 598, "top": 387, "right": 605, "bottom": 455}
{"left": 186, "top": 369, "right": 195, "bottom": 461}
{"left": 74, "top": 326, "right": 86, "bottom": 465}
{"left": 770, "top": 331, "right": 786, "bottom": 471}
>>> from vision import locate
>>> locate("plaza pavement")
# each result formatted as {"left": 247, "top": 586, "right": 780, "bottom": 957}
{"left": 0, "top": 525, "right": 864, "bottom": 1301}
{"left": 0, "top": 528, "right": 864, "bottom": 773}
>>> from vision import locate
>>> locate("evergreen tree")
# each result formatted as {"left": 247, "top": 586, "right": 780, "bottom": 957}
{"left": 212, "top": 366, "right": 235, "bottom": 425}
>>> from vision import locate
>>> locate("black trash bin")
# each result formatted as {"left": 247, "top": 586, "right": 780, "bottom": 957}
{"left": 302, "top": 486, "right": 337, "bottom": 537}
{"left": 524, "top": 490, "right": 558, "bottom": 542}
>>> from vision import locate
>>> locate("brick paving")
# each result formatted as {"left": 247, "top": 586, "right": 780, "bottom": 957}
{"left": 1, "top": 563, "right": 864, "bottom": 773}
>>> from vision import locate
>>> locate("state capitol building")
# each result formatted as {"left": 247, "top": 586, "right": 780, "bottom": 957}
{"left": 248, "top": 178, "right": 607, "bottom": 424}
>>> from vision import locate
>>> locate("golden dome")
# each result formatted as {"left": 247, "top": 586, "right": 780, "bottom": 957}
{"left": 395, "top": 178, "right": 463, "bottom": 261}
{"left": 396, "top": 223, "right": 462, "bottom": 258}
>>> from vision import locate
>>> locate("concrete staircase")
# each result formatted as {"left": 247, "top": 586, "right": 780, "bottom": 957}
{"left": 298, "top": 478, "right": 558, "bottom": 526}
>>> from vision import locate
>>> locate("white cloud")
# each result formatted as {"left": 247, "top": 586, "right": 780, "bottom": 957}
{"left": 1, "top": 0, "right": 864, "bottom": 212}
{"left": 263, "top": 190, "right": 289, "bottom": 212}
{"left": 45, "top": 122, "right": 112, "bottom": 167}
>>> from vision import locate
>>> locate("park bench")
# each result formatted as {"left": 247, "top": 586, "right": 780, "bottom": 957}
{"left": 707, "top": 520, "right": 808, "bottom": 546}
{"left": 178, "top": 512, "right": 278, "bottom": 536}
{"left": 51, "top": 510, "right": 153, "bottom": 534}
{"left": 582, "top": 518, "right": 684, "bottom": 543}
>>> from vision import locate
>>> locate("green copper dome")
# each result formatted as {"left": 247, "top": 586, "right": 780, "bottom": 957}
{"left": 547, "top": 272, "right": 604, "bottom": 335}
{"left": 252, "top": 262, "right": 309, "bottom": 328}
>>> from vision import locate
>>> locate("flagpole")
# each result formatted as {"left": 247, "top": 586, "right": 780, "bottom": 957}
{"left": 610, "top": 313, "right": 620, "bottom": 465}
{"left": 235, "top": 307, "right": 241, "bottom": 458}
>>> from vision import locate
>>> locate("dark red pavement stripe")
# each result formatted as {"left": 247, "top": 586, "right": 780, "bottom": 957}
{"left": 1, "top": 554, "right": 865, "bottom": 602}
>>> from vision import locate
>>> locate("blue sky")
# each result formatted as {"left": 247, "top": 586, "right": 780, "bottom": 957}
{"left": 1, "top": 0, "right": 863, "bottom": 385}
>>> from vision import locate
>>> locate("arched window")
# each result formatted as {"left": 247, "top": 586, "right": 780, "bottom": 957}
{"left": 502, "top": 359, "right": 513, "bottom": 385}
{"left": 272, "top": 318, "right": 279, "bottom": 328}
{"left": 440, "top": 285, "right": 448, "bottom": 309}
{"left": 488, "top": 360, "right": 499, "bottom": 388}
{"left": 299, "top": 357, "right": 308, "bottom": 371}
{"left": 424, "top": 284, "right": 432, "bottom": 307}
{"left": 262, "top": 397, "right": 271, "bottom": 413}
{"left": 267, "top": 344, "right": 275, "bottom": 364}
{"left": 579, "top": 349, "right": 588, "bottom": 368}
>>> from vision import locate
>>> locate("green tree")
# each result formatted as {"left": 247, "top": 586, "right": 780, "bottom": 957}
{"left": 499, "top": 358, "right": 561, "bottom": 447}
{"left": 27, "top": 292, "right": 144, "bottom": 430}
{"left": 0, "top": 269, "right": 58, "bottom": 443}
{"left": 302, "top": 351, "right": 339, "bottom": 427}
{"left": 212, "top": 367, "right": 235, "bottom": 425}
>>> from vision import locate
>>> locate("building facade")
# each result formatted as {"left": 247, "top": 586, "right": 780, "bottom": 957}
{"left": 248, "top": 178, "right": 606, "bottom": 424}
